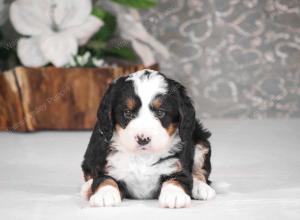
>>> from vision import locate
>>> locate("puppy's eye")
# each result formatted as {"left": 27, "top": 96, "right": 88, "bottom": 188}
{"left": 124, "top": 109, "right": 134, "bottom": 119}
{"left": 155, "top": 110, "right": 166, "bottom": 118}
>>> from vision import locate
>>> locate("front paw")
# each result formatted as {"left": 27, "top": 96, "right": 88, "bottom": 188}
{"left": 192, "top": 180, "right": 216, "bottom": 200}
{"left": 89, "top": 185, "right": 121, "bottom": 207}
{"left": 159, "top": 183, "right": 191, "bottom": 208}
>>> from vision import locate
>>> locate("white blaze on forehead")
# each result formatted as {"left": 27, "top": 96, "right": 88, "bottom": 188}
{"left": 126, "top": 69, "right": 167, "bottom": 104}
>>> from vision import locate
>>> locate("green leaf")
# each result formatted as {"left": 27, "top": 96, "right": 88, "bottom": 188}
{"left": 111, "top": 0, "right": 157, "bottom": 8}
{"left": 0, "top": 30, "right": 20, "bottom": 70}
{"left": 103, "top": 46, "right": 138, "bottom": 61}
{"left": 92, "top": 6, "right": 116, "bottom": 42}
{"left": 85, "top": 39, "right": 106, "bottom": 52}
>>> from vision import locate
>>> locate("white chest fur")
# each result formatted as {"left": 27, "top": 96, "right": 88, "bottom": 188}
{"left": 105, "top": 151, "right": 179, "bottom": 199}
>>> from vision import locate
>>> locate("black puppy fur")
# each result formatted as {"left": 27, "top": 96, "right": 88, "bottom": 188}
{"left": 81, "top": 71, "right": 212, "bottom": 199}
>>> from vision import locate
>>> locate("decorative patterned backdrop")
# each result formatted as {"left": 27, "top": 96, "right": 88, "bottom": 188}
{"left": 140, "top": 0, "right": 300, "bottom": 118}
{"left": 2, "top": 0, "right": 300, "bottom": 119}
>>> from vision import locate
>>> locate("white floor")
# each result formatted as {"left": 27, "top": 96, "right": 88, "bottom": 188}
{"left": 0, "top": 119, "right": 300, "bottom": 220}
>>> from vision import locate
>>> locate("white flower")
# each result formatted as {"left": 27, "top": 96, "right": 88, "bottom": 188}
{"left": 10, "top": 0, "right": 103, "bottom": 67}
{"left": 104, "top": 2, "right": 170, "bottom": 66}
{"left": 68, "top": 51, "right": 105, "bottom": 67}
{"left": 77, "top": 51, "right": 91, "bottom": 66}
{"left": 92, "top": 57, "right": 104, "bottom": 67}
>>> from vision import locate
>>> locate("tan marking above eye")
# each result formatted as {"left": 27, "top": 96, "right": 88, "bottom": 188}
{"left": 126, "top": 98, "right": 136, "bottom": 110}
{"left": 151, "top": 98, "right": 162, "bottom": 109}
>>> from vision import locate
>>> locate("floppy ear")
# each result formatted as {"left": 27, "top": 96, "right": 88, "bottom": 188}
{"left": 176, "top": 84, "right": 196, "bottom": 142}
{"left": 96, "top": 82, "right": 116, "bottom": 142}
{"left": 81, "top": 82, "right": 116, "bottom": 181}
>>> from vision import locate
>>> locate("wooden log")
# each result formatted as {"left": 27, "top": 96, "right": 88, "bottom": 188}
{"left": 0, "top": 71, "right": 26, "bottom": 131}
{"left": 0, "top": 64, "right": 158, "bottom": 131}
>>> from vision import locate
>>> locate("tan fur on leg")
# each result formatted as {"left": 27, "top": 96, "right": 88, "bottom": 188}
{"left": 192, "top": 143, "right": 216, "bottom": 200}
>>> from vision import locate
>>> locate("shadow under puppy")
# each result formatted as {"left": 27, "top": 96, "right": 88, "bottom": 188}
{"left": 81, "top": 69, "right": 216, "bottom": 208}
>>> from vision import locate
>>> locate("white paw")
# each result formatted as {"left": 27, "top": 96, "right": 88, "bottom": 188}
{"left": 159, "top": 183, "right": 191, "bottom": 208}
{"left": 192, "top": 180, "right": 216, "bottom": 200}
{"left": 89, "top": 185, "right": 121, "bottom": 207}
{"left": 80, "top": 179, "right": 93, "bottom": 201}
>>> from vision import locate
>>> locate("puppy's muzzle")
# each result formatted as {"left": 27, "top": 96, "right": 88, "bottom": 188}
{"left": 135, "top": 135, "right": 151, "bottom": 146}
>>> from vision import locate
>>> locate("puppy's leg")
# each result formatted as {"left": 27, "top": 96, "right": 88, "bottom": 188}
{"left": 80, "top": 178, "right": 93, "bottom": 201}
{"left": 159, "top": 179, "right": 191, "bottom": 209}
{"left": 89, "top": 178, "right": 122, "bottom": 207}
{"left": 192, "top": 177, "right": 216, "bottom": 200}
{"left": 192, "top": 143, "right": 216, "bottom": 200}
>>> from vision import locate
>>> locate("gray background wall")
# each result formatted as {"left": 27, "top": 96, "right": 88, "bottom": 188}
{"left": 141, "top": 0, "right": 300, "bottom": 119}
{"left": 2, "top": 0, "right": 300, "bottom": 119}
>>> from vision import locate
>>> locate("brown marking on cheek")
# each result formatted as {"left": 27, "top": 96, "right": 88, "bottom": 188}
{"left": 115, "top": 123, "right": 122, "bottom": 132}
{"left": 152, "top": 98, "right": 162, "bottom": 109}
{"left": 166, "top": 123, "right": 178, "bottom": 136}
{"left": 115, "top": 123, "right": 126, "bottom": 134}
{"left": 192, "top": 143, "right": 209, "bottom": 182}
{"left": 126, "top": 97, "right": 136, "bottom": 110}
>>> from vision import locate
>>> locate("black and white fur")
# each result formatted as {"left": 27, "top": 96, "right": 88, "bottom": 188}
{"left": 81, "top": 69, "right": 215, "bottom": 208}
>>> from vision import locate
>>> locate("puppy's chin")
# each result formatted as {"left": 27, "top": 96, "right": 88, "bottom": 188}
{"left": 112, "top": 133, "right": 172, "bottom": 155}
{"left": 132, "top": 145, "right": 169, "bottom": 154}
{"left": 118, "top": 143, "right": 170, "bottom": 155}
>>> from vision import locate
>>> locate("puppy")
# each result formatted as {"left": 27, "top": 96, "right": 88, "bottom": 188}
{"left": 81, "top": 69, "right": 216, "bottom": 208}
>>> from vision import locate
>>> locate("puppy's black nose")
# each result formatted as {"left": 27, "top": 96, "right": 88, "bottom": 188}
{"left": 136, "top": 135, "right": 151, "bottom": 146}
